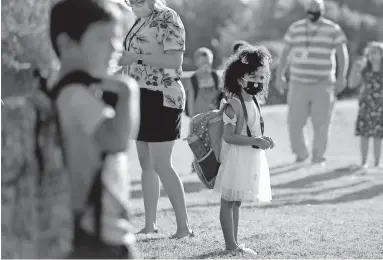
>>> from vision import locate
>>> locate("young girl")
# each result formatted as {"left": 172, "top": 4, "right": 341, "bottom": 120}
{"left": 349, "top": 41, "right": 383, "bottom": 169}
{"left": 213, "top": 46, "right": 274, "bottom": 255}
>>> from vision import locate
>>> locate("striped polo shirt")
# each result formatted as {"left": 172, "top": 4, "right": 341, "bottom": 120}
{"left": 284, "top": 18, "right": 347, "bottom": 84}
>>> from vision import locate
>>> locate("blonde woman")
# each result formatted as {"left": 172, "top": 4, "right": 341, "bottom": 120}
{"left": 119, "top": 0, "right": 193, "bottom": 238}
{"left": 349, "top": 42, "right": 383, "bottom": 169}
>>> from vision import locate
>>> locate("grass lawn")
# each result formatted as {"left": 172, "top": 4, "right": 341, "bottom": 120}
{"left": 127, "top": 99, "right": 383, "bottom": 259}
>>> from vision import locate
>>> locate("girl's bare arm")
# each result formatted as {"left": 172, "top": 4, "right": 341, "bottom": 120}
{"left": 222, "top": 105, "right": 263, "bottom": 147}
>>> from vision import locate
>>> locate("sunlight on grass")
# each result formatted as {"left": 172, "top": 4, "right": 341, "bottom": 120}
{"left": 128, "top": 100, "right": 383, "bottom": 259}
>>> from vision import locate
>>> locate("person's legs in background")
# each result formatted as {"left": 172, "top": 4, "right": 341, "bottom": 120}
{"left": 359, "top": 137, "right": 370, "bottom": 167}
{"left": 287, "top": 83, "right": 311, "bottom": 162}
{"left": 310, "top": 85, "right": 335, "bottom": 164}
{"left": 373, "top": 137, "right": 382, "bottom": 167}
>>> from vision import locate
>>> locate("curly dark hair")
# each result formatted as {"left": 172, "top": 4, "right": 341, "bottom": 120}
{"left": 232, "top": 40, "right": 250, "bottom": 54}
{"left": 222, "top": 45, "right": 272, "bottom": 98}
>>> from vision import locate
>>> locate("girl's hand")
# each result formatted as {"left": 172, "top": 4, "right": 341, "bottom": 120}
{"left": 262, "top": 136, "right": 275, "bottom": 149}
{"left": 252, "top": 137, "right": 271, "bottom": 150}
{"left": 119, "top": 51, "right": 140, "bottom": 66}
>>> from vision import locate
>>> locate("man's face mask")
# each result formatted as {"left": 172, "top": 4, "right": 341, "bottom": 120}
{"left": 307, "top": 10, "right": 322, "bottom": 22}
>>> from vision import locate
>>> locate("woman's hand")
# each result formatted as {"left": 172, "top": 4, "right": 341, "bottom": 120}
{"left": 119, "top": 51, "right": 139, "bottom": 66}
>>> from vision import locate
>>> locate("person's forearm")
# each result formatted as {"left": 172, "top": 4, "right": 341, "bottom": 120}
{"left": 140, "top": 52, "right": 183, "bottom": 69}
{"left": 112, "top": 78, "right": 140, "bottom": 145}
{"left": 337, "top": 44, "right": 349, "bottom": 80}
{"left": 224, "top": 133, "right": 255, "bottom": 146}
{"left": 187, "top": 94, "right": 194, "bottom": 116}
{"left": 348, "top": 68, "right": 362, "bottom": 88}
{"left": 276, "top": 47, "right": 291, "bottom": 79}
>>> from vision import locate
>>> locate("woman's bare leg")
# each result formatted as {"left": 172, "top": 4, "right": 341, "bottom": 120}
{"left": 150, "top": 141, "right": 192, "bottom": 238}
{"left": 136, "top": 141, "right": 160, "bottom": 233}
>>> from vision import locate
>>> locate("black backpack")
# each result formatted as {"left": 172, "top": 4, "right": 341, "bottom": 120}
{"left": 47, "top": 70, "right": 124, "bottom": 248}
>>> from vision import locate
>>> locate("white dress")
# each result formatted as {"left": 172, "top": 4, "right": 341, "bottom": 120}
{"left": 213, "top": 98, "right": 272, "bottom": 202}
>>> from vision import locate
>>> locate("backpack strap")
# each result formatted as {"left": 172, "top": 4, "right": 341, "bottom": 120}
{"left": 252, "top": 96, "right": 265, "bottom": 135}
{"left": 33, "top": 70, "right": 50, "bottom": 182}
{"left": 190, "top": 73, "right": 199, "bottom": 100}
{"left": 50, "top": 70, "right": 105, "bottom": 242}
{"left": 50, "top": 70, "right": 102, "bottom": 166}
{"left": 237, "top": 93, "right": 261, "bottom": 149}
{"left": 49, "top": 70, "right": 101, "bottom": 100}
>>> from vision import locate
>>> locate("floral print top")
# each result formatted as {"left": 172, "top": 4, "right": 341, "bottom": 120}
{"left": 124, "top": 7, "right": 186, "bottom": 110}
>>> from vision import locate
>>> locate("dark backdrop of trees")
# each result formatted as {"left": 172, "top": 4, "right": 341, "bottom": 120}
{"left": 2, "top": 0, "right": 383, "bottom": 102}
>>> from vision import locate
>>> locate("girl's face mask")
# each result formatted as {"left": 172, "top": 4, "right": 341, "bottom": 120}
{"left": 243, "top": 82, "right": 263, "bottom": 96}
{"left": 242, "top": 64, "right": 270, "bottom": 96}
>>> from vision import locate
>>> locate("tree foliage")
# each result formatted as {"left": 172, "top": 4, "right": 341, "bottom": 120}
{"left": 2, "top": 0, "right": 383, "bottom": 97}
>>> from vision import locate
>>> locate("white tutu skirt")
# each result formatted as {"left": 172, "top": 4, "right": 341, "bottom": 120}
{"left": 214, "top": 143, "right": 272, "bottom": 202}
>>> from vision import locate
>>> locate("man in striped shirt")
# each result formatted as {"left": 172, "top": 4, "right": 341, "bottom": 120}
{"left": 276, "top": 0, "right": 349, "bottom": 164}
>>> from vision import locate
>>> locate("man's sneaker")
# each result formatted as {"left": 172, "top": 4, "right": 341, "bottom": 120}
{"left": 296, "top": 154, "right": 309, "bottom": 163}
{"left": 311, "top": 157, "right": 327, "bottom": 167}
{"left": 374, "top": 162, "right": 382, "bottom": 168}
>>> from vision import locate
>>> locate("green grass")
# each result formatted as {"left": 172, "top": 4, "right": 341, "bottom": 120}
{"left": 127, "top": 99, "right": 383, "bottom": 259}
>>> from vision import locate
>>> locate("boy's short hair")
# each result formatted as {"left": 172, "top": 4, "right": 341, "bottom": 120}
{"left": 194, "top": 47, "right": 214, "bottom": 64}
{"left": 50, "top": 0, "right": 120, "bottom": 57}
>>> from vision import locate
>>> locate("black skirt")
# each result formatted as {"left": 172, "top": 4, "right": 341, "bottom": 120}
{"left": 137, "top": 88, "right": 183, "bottom": 142}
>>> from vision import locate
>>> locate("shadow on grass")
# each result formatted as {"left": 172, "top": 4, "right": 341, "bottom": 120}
{"left": 187, "top": 249, "right": 231, "bottom": 259}
{"left": 137, "top": 236, "right": 169, "bottom": 243}
{"left": 131, "top": 180, "right": 205, "bottom": 199}
{"left": 249, "top": 183, "right": 383, "bottom": 209}
{"left": 270, "top": 163, "right": 306, "bottom": 176}
{"left": 270, "top": 162, "right": 296, "bottom": 170}
{"left": 134, "top": 201, "right": 221, "bottom": 217}
{"left": 134, "top": 181, "right": 383, "bottom": 216}
{"left": 273, "top": 165, "right": 361, "bottom": 189}
{"left": 133, "top": 165, "right": 381, "bottom": 216}
{"left": 272, "top": 180, "right": 368, "bottom": 200}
